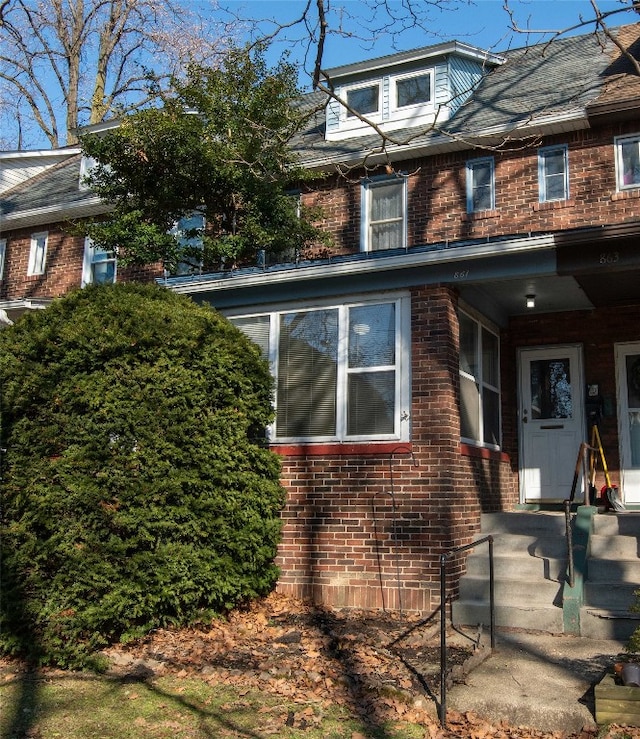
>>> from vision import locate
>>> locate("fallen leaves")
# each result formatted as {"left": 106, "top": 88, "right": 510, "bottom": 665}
{"left": 53, "top": 593, "right": 640, "bottom": 738}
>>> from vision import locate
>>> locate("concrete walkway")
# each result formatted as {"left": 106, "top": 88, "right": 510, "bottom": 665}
{"left": 445, "top": 629, "right": 628, "bottom": 733}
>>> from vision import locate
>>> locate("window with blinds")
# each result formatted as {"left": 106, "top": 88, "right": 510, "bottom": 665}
{"left": 229, "top": 297, "right": 408, "bottom": 442}
{"left": 362, "top": 177, "right": 407, "bottom": 252}
{"left": 459, "top": 309, "right": 501, "bottom": 448}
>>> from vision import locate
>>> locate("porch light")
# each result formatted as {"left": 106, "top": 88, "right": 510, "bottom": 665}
{"left": 526, "top": 294, "right": 536, "bottom": 309}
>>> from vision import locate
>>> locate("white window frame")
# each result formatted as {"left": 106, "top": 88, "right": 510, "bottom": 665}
{"left": 81, "top": 237, "right": 117, "bottom": 287}
{"left": 538, "top": 145, "right": 569, "bottom": 202}
{"left": 459, "top": 308, "right": 501, "bottom": 450}
{"left": 360, "top": 176, "right": 408, "bottom": 252}
{"left": 615, "top": 133, "right": 640, "bottom": 191}
{"left": 27, "top": 232, "right": 48, "bottom": 276}
{"left": 228, "top": 294, "right": 411, "bottom": 444}
{"left": 466, "top": 157, "right": 495, "bottom": 213}
{"left": 391, "top": 70, "right": 434, "bottom": 113}
{"left": 0, "top": 239, "right": 5, "bottom": 280}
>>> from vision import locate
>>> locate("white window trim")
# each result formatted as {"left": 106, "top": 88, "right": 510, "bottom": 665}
{"left": 538, "top": 144, "right": 569, "bottom": 202}
{"left": 340, "top": 80, "right": 382, "bottom": 121}
{"left": 27, "top": 232, "right": 48, "bottom": 276}
{"left": 466, "top": 157, "right": 495, "bottom": 213}
{"left": 0, "top": 238, "right": 5, "bottom": 280}
{"left": 79, "top": 155, "right": 97, "bottom": 190}
{"left": 81, "top": 236, "right": 117, "bottom": 287}
{"left": 459, "top": 307, "right": 501, "bottom": 450}
{"left": 615, "top": 133, "right": 640, "bottom": 191}
{"left": 390, "top": 69, "right": 435, "bottom": 114}
{"left": 227, "top": 293, "right": 411, "bottom": 444}
{"left": 360, "top": 175, "right": 408, "bottom": 253}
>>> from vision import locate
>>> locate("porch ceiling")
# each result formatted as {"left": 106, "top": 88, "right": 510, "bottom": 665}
{"left": 458, "top": 274, "right": 594, "bottom": 326}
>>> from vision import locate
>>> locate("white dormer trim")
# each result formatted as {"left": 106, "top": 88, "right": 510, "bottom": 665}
{"left": 325, "top": 41, "right": 503, "bottom": 143}
{"left": 329, "top": 67, "right": 441, "bottom": 141}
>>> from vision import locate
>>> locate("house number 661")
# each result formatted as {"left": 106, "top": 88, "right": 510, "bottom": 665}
{"left": 453, "top": 269, "right": 470, "bottom": 279}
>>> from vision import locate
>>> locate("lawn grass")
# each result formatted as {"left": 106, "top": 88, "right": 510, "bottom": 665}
{"left": 0, "top": 670, "right": 427, "bottom": 738}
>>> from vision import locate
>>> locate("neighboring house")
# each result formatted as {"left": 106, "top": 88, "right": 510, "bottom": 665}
{"left": 1, "top": 25, "right": 640, "bottom": 615}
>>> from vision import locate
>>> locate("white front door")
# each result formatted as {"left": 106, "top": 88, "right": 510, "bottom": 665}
{"left": 518, "top": 345, "right": 586, "bottom": 503}
{"left": 615, "top": 342, "right": 640, "bottom": 504}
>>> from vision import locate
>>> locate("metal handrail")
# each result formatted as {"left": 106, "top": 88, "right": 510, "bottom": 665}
{"left": 439, "top": 535, "right": 495, "bottom": 729}
{"left": 565, "top": 442, "right": 590, "bottom": 588}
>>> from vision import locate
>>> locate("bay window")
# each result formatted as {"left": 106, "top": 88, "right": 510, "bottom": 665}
{"left": 230, "top": 296, "right": 410, "bottom": 443}
{"left": 459, "top": 310, "right": 501, "bottom": 448}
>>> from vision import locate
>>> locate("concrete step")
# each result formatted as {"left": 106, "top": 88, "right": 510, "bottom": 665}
{"left": 589, "top": 533, "right": 640, "bottom": 559}
{"left": 584, "top": 581, "right": 638, "bottom": 611}
{"left": 592, "top": 512, "right": 640, "bottom": 536}
{"left": 452, "top": 600, "right": 564, "bottom": 634}
{"left": 579, "top": 607, "right": 640, "bottom": 640}
{"left": 465, "top": 552, "right": 567, "bottom": 581}
{"left": 459, "top": 575, "right": 563, "bottom": 605}
{"left": 452, "top": 513, "right": 571, "bottom": 635}
{"left": 587, "top": 557, "right": 640, "bottom": 582}
{"left": 481, "top": 512, "right": 568, "bottom": 537}
{"left": 469, "top": 533, "right": 569, "bottom": 559}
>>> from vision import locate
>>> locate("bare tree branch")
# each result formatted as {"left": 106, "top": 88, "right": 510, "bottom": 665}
{"left": 0, "top": 0, "right": 236, "bottom": 148}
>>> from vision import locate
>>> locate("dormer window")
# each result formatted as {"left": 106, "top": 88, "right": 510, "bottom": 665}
{"left": 345, "top": 83, "right": 381, "bottom": 118}
{"left": 324, "top": 42, "right": 503, "bottom": 142}
{"left": 394, "top": 72, "right": 432, "bottom": 109}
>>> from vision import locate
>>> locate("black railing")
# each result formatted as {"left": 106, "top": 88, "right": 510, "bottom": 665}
{"left": 439, "top": 535, "right": 495, "bottom": 728}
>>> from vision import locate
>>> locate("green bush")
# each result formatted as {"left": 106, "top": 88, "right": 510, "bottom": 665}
{"left": 0, "top": 283, "right": 285, "bottom": 669}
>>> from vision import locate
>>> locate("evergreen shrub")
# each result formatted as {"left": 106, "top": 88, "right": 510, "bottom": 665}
{"left": 0, "top": 283, "right": 285, "bottom": 668}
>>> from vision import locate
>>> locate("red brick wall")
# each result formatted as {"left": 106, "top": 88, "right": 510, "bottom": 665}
{"left": 304, "top": 122, "right": 640, "bottom": 252}
{"left": 0, "top": 223, "right": 161, "bottom": 301}
{"left": 274, "top": 285, "right": 516, "bottom": 612}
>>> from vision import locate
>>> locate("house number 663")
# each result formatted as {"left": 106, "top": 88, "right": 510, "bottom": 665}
{"left": 599, "top": 252, "right": 619, "bottom": 265}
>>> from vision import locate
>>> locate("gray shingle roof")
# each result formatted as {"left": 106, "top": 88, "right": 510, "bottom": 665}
{"left": 2, "top": 22, "right": 638, "bottom": 226}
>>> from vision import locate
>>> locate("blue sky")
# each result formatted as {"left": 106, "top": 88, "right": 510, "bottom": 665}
{"left": 222, "top": 0, "right": 632, "bottom": 86}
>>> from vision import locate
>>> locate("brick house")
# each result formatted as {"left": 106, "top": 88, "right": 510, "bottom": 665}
{"left": 2, "top": 24, "right": 640, "bottom": 618}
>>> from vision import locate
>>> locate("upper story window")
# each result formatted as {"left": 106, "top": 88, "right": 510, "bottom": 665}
{"left": 466, "top": 157, "right": 495, "bottom": 213}
{"left": 459, "top": 309, "right": 501, "bottom": 449}
{"left": 361, "top": 176, "right": 407, "bottom": 252}
{"left": 616, "top": 134, "right": 640, "bottom": 190}
{"left": 0, "top": 239, "right": 5, "bottom": 280}
{"left": 346, "top": 83, "right": 380, "bottom": 118}
{"left": 539, "top": 145, "right": 569, "bottom": 202}
{"left": 229, "top": 295, "right": 411, "bottom": 443}
{"left": 170, "top": 211, "right": 205, "bottom": 276}
{"left": 27, "top": 232, "right": 47, "bottom": 276}
{"left": 82, "top": 237, "right": 117, "bottom": 287}
{"left": 394, "top": 72, "right": 432, "bottom": 109}
{"left": 79, "top": 155, "right": 97, "bottom": 190}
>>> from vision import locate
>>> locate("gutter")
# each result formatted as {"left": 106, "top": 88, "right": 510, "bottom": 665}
{"left": 166, "top": 232, "right": 557, "bottom": 296}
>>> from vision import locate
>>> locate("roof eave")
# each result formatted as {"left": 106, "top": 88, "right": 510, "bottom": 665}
{"left": 300, "top": 108, "right": 590, "bottom": 171}
{"left": 0, "top": 197, "right": 110, "bottom": 232}
{"left": 164, "top": 232, "right": 556, "bottom": 296}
